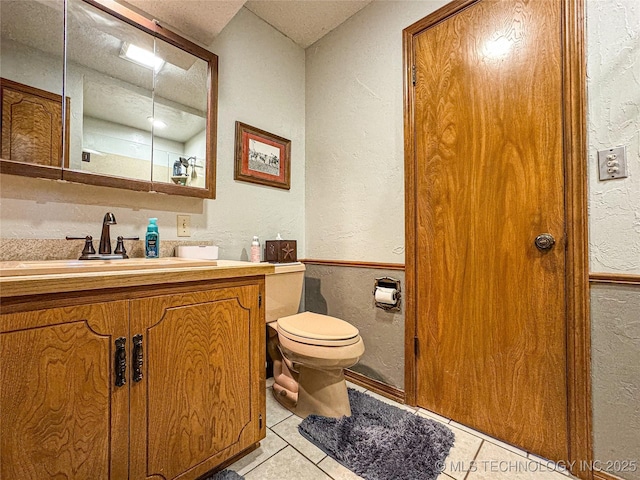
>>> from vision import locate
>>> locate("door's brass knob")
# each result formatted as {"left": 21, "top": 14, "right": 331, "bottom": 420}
{"left": 534, "top": 233, "right": 556, "bottom": 251}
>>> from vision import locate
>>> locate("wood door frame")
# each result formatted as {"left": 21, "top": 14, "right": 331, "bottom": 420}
{"left": 402, "top": 0, "right": 592, "bottom": 477}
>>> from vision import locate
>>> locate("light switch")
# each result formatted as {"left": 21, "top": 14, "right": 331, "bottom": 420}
{"left": 598, "top": 146, "right": 628, "bottom": 181}
{"left": 177, "top": 215, "right": 191, "bottom": 237}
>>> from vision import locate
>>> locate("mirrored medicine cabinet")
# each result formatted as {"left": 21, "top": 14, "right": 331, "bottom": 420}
{"left": 0, "top": 0, "right": 218, "bottom": 198}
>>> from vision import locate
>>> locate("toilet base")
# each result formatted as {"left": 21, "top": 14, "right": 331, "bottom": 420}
{"left": 273, "top": 365, "right": 351, "bottom": 419}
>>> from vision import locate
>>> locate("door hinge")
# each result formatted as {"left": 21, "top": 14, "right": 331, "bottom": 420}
{"left": 414, "top": 336, "right": 419, "bottom": 357}
{"left": 412, "top": 65, "right": 416, "bottom": 86}
{"left": 259, "top": 293, "right": 262, "bottom": 307}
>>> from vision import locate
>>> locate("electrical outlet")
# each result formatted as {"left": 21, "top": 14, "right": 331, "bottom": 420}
{"left": 177, "top": 215, "right": 191, "bottom": 237}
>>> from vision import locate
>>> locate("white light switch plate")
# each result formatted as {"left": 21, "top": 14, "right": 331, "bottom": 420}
{"left": 598, "top": 146, "right": 628, "bottom": 181}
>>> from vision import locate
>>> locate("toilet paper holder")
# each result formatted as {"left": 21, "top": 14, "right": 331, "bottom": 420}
{"left": 373, "top": 277, "right": 401, "bottom": 312}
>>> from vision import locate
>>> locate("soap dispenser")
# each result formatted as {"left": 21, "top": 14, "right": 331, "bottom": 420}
{"left": 145, "top": 218, "right": 159, "bottom": 258}
{"left": 250, "top": 236, "right": 260, "bottom": 263}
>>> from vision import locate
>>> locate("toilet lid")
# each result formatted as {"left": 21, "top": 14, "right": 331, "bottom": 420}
{"left": 277, "top": 312, "right": 360, "bottom": 346}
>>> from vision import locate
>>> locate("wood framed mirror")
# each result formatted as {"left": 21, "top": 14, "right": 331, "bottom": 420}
{"left": 0, "top": 0, "right": 218, "bottom": 199}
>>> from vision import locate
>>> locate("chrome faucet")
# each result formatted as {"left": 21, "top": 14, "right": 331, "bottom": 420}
{"left": 99, "top": 212, "right": 117, "bottom": 254}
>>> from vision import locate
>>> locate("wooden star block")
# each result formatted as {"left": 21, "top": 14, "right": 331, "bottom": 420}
{"left": 264, "top": 240, "right": 297, "bottom": 263}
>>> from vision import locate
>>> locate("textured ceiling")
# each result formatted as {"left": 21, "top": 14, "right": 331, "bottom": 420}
{"left": 2, "top": 0, "right": 374, "bottom": 54}
{"left": 118, "top": 0, "right": 245, "bottom": 47}
{"left": 117, "top": 0, "right": 373, "bottom": 49}
{"left": 245, "top": 0, "right": 372, "bottom": 48}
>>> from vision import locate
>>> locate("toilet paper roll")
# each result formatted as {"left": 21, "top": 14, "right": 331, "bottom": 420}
{"left": 375, "top": 286, "right": 398, "bottom": 305}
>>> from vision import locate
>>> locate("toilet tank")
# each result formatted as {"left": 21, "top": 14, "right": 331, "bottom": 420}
{"left": 265, "top": 262, "right": 306, "bottom": 322}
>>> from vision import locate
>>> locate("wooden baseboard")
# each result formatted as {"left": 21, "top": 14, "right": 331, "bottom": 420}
{"left": 345, "top": 369, "right": 406, "bottom": 404}
{"left": 594, "top": 470, "right": 624, "bottom": 480}
{"left": 301, "top": 259, "right": 405, "bottom": 271}
{"left": 589, "top": 273, "right": 640, "bottom": 285}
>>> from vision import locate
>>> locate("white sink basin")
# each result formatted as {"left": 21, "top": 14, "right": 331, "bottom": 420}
{"left": 0, "top": 257, "right": 218, "bottom": 277}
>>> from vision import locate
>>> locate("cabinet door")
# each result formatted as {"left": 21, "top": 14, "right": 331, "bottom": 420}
{"left": 0, "top": 301, "right": 129, "bottom": 479}
{"left": 130, "top": 284, "right": 265, "bottom": 480}
{"left": 0, "top": 78, "right": 69, "bottom": 167}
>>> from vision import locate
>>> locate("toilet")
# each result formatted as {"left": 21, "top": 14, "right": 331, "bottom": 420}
{"left": 265, "top": 262, "right": 365, "bottom": 418}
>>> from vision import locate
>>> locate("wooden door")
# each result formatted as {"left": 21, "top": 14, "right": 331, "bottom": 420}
{"left": 130, "top": 284, "right": 265, "bottom": 480}
{"left": 0, "top": 301, "right": 129, "bottom": 479}
{"left": 411, "top": 0, "right": 567, "bottom": 460}
{"left": 1, "top": 78, "right": 69, "bottom": 167}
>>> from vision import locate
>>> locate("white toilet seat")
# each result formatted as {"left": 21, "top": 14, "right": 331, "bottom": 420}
{"left": 277, "top": 312, "right": 360, "bottom": 346}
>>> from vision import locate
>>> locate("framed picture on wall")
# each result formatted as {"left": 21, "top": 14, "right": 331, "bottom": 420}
{"left": 234, "top": 121, "right": 291, "bottom": 190}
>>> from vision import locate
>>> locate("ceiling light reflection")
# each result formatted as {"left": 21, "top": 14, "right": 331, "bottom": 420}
{"left": 483, "top": 36, "right": 512, "bottom": 59}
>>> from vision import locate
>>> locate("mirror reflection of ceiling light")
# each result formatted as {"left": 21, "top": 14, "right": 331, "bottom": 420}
{"left": 147, "top": 116, "right": 167, "bottom": 129}
{"left": 120, "top": 42, "right": 165, "bottom": 72}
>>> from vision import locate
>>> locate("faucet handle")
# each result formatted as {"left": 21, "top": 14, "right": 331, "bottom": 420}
{"left": 114, "top": 236, "right": 139, "bottom": 258}
{"left": 66, "top": 235, "right": 96, "bottom": 257}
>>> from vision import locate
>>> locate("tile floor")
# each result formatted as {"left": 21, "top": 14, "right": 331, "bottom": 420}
{"left": 226, "top": 378, "right": 575, "bottom": 480}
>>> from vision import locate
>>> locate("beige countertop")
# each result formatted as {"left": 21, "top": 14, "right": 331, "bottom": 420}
{"left": 0, "top": 258, "right": 275, "bottom": 298}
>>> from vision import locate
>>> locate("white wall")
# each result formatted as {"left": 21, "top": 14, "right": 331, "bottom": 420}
{"left": 185, "top": 130, "right": 207, "bottom": 188}
{"left": 210, "top": 8, "right": 305, "bottom": 258}
{"left": 83, "top": 117, "right": 182, "bottom": 162}
{"left": 0, "top": 38, "right": 63, "bottom": 95}
{"left": 587, "top": 0, "right": 640, "bottom": 275}
{"left": 82, "top": 117, "right": 183, "bottom": 183}
{"left": 1, "top": 38, "right": 85, "bottom": 166}
{"left": 185, "top": 130, "right": 206, "bottom": 162}
{"left": 0, "top": 7, "right": 305, "bottom": 260}
{"left": 305, "top": 1, "right": 448, "bottom": 263}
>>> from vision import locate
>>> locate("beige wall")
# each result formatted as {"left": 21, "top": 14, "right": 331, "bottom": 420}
{"left": 0, "top": 7, "right": 306, "bottom": 261}
{"left": 305, "top": 1, "right": 449, "bottom": 263}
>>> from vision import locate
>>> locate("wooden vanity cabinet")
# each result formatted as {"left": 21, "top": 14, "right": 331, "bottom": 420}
{"left": 129, "top": 284, "right": 266, "bottom": 480}
{"left": 0, "top": 278, "right": 266, "bottom": 480}
{"left": 0, "top": 301, "right": 130, "bottom": 479}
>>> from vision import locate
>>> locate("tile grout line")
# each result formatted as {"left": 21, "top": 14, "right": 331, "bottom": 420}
{"left": 270, "top": 418, "right": 329, "bottom": 466}
{"left": 236, "top": 428, "right": 289, "bottom": 478}
{"left": 266, "top": 412, "right": 294, "bottom": 430}
{"left": 265, "top": 444, "right": 332, "bottom": 480}
{"left": 239, "top": 444, "right": 286, "bottom": 478}
{"left": 462, "top": 439, "right": 485, "bottom": 480}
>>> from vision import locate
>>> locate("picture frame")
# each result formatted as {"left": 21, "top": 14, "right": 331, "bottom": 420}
{"left": 234, "top": 121, "right": 291, "bottom": 190}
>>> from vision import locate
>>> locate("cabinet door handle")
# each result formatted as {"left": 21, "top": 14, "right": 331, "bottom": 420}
{"left": 115, "top": 337, "right": 126, "bottom": 387}
{"left": 132, "top": 334, "right": 144, "bottom": 383}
